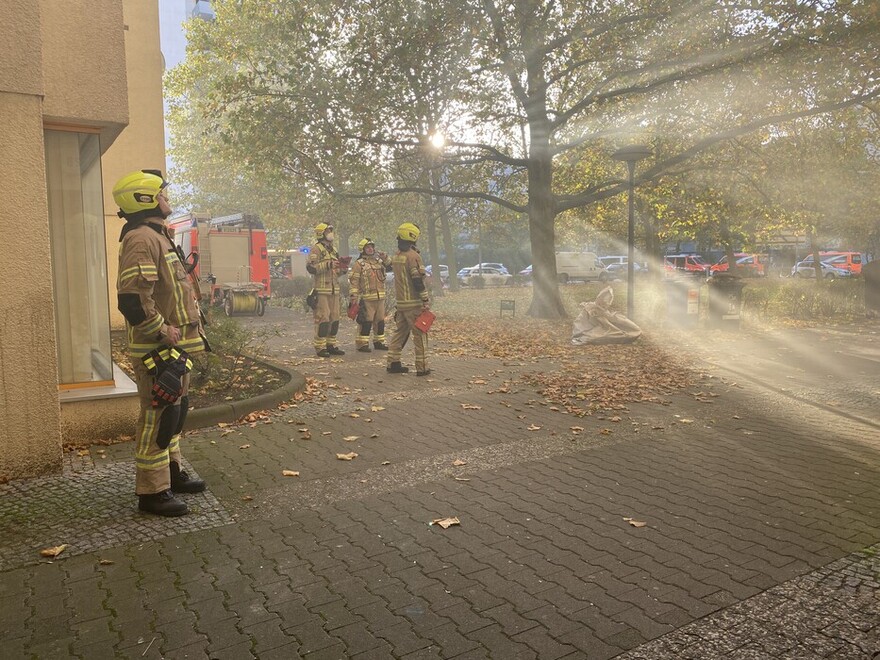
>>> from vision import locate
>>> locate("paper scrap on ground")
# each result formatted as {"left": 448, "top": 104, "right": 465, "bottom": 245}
{"left": 623, "top": 517, "right": 647, "bottom": 528}
{"left": 452, "top": 459, "right": 467, "bottom": 466}
{"left": 40, "top": 545, "right": 67, "bottom": 558}
{"left": 336, "top": 452, "right": 358, "bottom": 461}
{"left": 282, "top": 470, "right": 300, "bottom": 477}
{"left": 430, "top": 517, "right": 461, "bottom": 529}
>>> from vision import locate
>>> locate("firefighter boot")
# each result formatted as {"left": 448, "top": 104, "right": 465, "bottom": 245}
{"left": 357, "top": 322, "right": 372, "bottom": 352}
{"left": 327, "top": 321, "right": 345, "bottom": 355}
{"left": 373, "top": 321, "right": 388, "bottom": 350}
{"left": 316, "top": 322, "right": 331, "bottom": 357}
{"left": 138, "top": 490, "right": 189, "bottom": 517}
{"left": 387, "top": 361, "right": 409, "bottom": 374}
{"left": 170, "top": 460, "right": 206, "bottom": 494}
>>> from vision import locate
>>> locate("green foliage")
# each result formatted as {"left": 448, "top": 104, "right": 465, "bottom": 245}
{"left": 270, "top": 276, "right": 312, "bottom": 298}
{"left": 167, "top": 0, "right": 880, "bottom": 319}
{"left": 742, "top": 279, "right": 865, "bottom": 322}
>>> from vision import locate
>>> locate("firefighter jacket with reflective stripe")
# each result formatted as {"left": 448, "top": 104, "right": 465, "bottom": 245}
{"left": 391, "top": 249, "right": 429, "bottom": 310}
{"left": 117, "top": 218, "right": 206, "bottom": 358}
{"left": 349, "top": 254, "right": 391, "bottom": 300}
{"left": 308, "top": 241, "right": 343, "bottom": 294}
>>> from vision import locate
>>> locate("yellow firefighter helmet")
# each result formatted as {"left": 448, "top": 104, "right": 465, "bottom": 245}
{"left": 397, "top": 222, "right": 420, "bottom": 242}
{"left": 112, "top": 170, "right": 167, "bottom": 215}
{"left": 314, "top": 222, "right": 333, "bottom": 239}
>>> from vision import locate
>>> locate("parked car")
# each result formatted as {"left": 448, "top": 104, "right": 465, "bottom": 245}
{"left": 798, "top": 252, "right": 863, "bottom": 276}
{"left": 458, "top": 266, "right": 513, "bottom": 286}
{"left": 606, "top": 262, "right": 647, "bottom": 278}
{"left": 425, "top": 264, "right": 449, "bottom": 284}
{"left": 710, "top": 253, "right": 767, "bottom": 277}
{"left": 664, "top": 254, "right": 710, "bottom": 277}
{"left": 518, "top": 265, "right": 532, "bottom": 277}
{"left": 464, "top": 262, "right": 510, "bottom": 275}
{"left": 555, "top": 252, "right": 608, "bottom": 283}
{"left": 599, "top": 255, "right": 628, "bottom": 268}
{"left": 791, "top": 261, "right": 851, "bottom": 279}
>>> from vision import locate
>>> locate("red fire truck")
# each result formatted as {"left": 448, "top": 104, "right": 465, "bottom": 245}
{"left": 168, "top": 213, "right": 271, "bottom": 316}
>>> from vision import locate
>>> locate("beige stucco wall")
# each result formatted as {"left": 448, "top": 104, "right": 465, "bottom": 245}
{"left": 60, "top": 398, "right": 138, "bottom": 447}
{"left": 40, "top": 0, "right": 128, "bottom": 144}
{"left": 103, "top": 0, "right": 168, "bottom": 330}
{"left": 0, "top": 0, "right": 135, "bottom": 479}
{"left": 0, "top": 93, "right": 64, "bottom": 481}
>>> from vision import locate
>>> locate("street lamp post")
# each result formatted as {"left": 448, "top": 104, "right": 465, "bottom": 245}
{"left": 611, "top": 145, "right": 652, "bottom": 319}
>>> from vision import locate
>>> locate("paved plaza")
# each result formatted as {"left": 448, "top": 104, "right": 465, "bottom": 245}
{"left": 1, "top": 306, "right": 878, "bottom": 659}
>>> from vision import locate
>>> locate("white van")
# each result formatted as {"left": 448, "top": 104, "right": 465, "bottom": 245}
{"left": 556, "top": 252, "right": 608, "bottom": 283}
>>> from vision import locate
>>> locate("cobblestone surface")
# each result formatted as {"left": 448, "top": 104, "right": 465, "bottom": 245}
{"left": 0, "top": 305, "right": 878, "bottom": 659}
{"left": 0, "top": 458, "right": 231, "bottom": 571}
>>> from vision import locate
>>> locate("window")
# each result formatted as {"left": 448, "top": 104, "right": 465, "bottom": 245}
{"left": 44, "top": 130, "right": 113, "bottom": 386}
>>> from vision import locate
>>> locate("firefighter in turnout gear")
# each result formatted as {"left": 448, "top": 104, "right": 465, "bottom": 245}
{"left": 307, "top": 223, "right": 346, "bottom": 357}
{"left": 387, "top": 222, "right": 431, "bottom": 375}
{"left": 114, "top": 170, "right": 208, "bottom": 517}
{"left": 349, "top": 238, "right": 392, "bottom": 352}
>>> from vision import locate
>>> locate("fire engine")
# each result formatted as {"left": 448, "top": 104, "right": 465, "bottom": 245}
{"left": 168, "top": 213, "right": 270, "bottom": 316}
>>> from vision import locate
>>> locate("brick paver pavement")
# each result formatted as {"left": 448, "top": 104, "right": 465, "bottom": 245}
{"left": 1, "top": 304, "right": 878, "bottom": 659}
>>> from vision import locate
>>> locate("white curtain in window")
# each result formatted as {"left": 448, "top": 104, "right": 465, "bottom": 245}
{"left": 44, "top": 130, "right": 112, "bottom": 384}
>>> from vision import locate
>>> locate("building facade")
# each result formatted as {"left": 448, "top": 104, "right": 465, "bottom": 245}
{"left": 0, "top": 0, "right": 166, "bottom": 480}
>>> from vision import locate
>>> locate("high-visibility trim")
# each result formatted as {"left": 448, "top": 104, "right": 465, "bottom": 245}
{"left": 135, "top": 452, "right": 170, "bottom": 469}
{"left": 137, "top": 409, "right": 160, "bottom": 459}
{"left": 139, "top": 314, "right": 165, "bottom": 337}
{"left": 164, "top": 253, "right": 191, "bottom": 325}
{"left": 168, "top": 436, "right": 180, "bottom": 453}
{"left": 119, "top": 264, "right": 144, "bottom": 284}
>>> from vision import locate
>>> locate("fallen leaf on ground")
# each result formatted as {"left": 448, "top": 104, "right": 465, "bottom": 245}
{"left": 599, "top": 428, "right": 612, "bottom": 435}
{"left": 371, "top": 406, "right": 385, "bottom": 412}
{"left": 527, "top": 424, "right": 542, "bottom": 431}
{"left": 454, "top": 477, "right": 471, "bottom": 482}
{"left": 322, "top": 431, "right": 332, "bottom": 436}
{"left": 680, "top": 419, "right": 694, "bottom": 424}
{"left": 98, "top": 559, "right": 114, "bottom": 566}
{"left": 40, "top": 545, "right": 67, "bottom": 558}
{"left": 627, "top": 520, "right": 647, "bottom": 528}
{"left": 217, "top": 422, "right": 229, "bottom": 428}
{"left": 381, "top": 461, "right": 391, "bottom": 465}
{"left": 452, "top": 459, "right": 467, "bottom": 466}
{"left": 336, "top": 452, "right": 358, "bottom": 461}
{"left": 349, "top": 413, "right": 360, "bottom": 418}
{"left": 570, "top": 426, "right": 584, "bottom": 432}
{"left": 282, "top": 470, "right": 300, "bottom": 477}
{"left": 429, "top": 517, "right": 461, "bottom": 529}
{"left": 343, "top": 435, "right": 360, "bottom": 442}
{"left": 461, "top": 404, "right": 482, "bottom": 410}
{"left": 242, "top": 495, "right": 254, "bottom": 501}
{"left": 239, "top": 444, "right": 251, "bottom": 450}
{"left": 610, "top": 416, "right": 622, "bottom": 422}
{"left": 370, "top": 433, "right": 380, "bottom": 438}
{"left": 470, "top": 379, "right": 487, "bottom": 385}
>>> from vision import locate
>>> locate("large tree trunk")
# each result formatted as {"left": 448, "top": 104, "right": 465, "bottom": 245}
{"left": 431, "top": 167, "right": 459, "bottom": 292}
{"left": 523, "top": 47, "right": 565, "bottom": 318}
{"left": 422, "top": 193, "right": 444, "bottom": 297}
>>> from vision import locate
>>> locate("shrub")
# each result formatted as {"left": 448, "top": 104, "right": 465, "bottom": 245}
{"left": 193, "top": 313, "right": 272, "bottom": 390}
{"left": 469, "top": 275, "right": 486, "bottom": 289}
{"left": 271, "top": 276, "right": 312, "bottom": 298}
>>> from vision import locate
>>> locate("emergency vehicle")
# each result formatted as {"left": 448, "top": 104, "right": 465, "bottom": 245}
{"left": 168, "top": 213, "right": 271, "bottom": 315}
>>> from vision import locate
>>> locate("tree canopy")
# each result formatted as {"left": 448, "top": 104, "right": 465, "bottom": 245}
{"left": 167, "top": 0, "right": 880, "bottom": 316}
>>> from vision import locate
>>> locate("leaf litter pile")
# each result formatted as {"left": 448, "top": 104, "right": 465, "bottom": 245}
{"left": 434, "top": 315, "right": 698, "bottom": 417}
